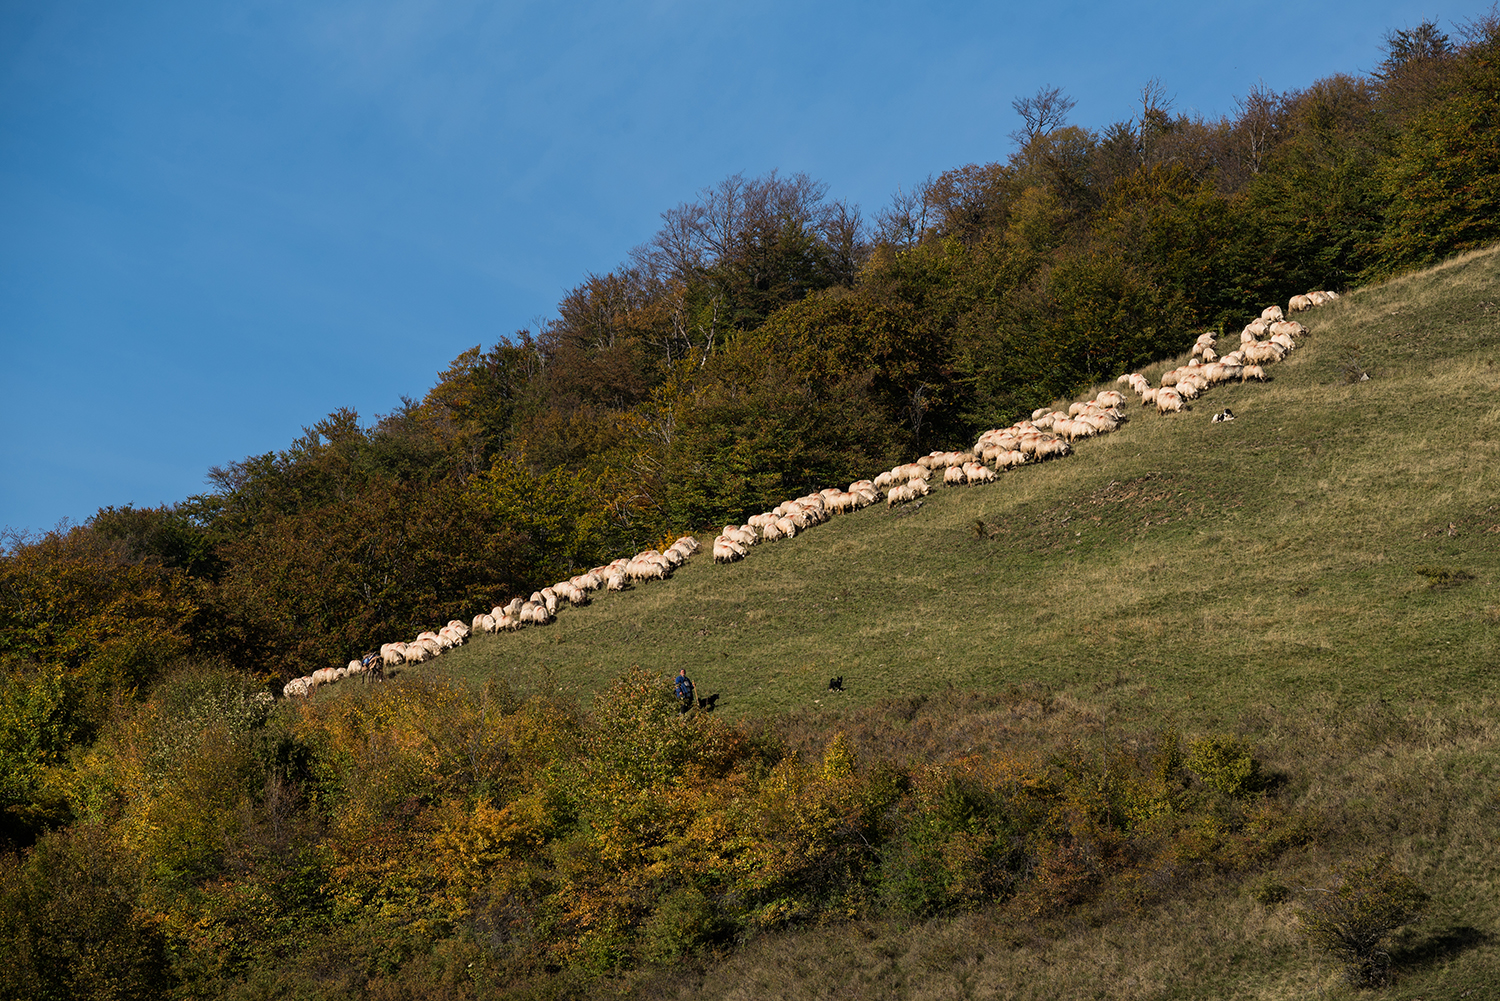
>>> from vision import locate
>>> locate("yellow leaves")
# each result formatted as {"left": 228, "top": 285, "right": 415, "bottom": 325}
{"left": 821, "top": 731, "right": 856, "bottom": 782}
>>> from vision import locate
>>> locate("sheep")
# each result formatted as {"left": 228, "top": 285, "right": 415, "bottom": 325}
{"left": 627, "top": 556, "right": 667, "bottom": 581}
{"left": 1242, "top": 340, "right": 1285, "bottom": 365}
{"left": 1032, "top": 435, "right": 1071, "bottom": 460}
{"left": 283, "top": 676, "right": 318, "bottom": 699}
{"left": 964, "top": 462, "right": 996, "bottom": 485}
{"left": 712, "top": 536, "right": 746, "bottom": 562}
{"left": 1156, "top": 387, "right": 1183, "bottom": 415}
{"left": 1289, "top": 294, "right": 1313, "bottom": 313}
{"left": 1260, "top": 305, "right": 1284, "bottom": 321}
{"left": 723, "top": 526, "right": 757, "bottom": 548}
{"left": 943, "top": 464, "right": 967, "bottom": 486}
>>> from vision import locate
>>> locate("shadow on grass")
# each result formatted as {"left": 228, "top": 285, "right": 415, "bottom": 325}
{"left": 1392, "top": 924, "right": 1492, "bottom": 970}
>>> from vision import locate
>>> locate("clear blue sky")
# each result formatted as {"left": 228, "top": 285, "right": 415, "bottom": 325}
{"left": 0, "top": 0, "right": 1481, "bottom": 535}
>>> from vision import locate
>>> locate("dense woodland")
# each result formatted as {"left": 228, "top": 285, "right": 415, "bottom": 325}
{"left": 2, "top": 17, "right": 1499, "bottom": 999}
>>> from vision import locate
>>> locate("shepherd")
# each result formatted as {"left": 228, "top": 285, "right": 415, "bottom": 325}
{"left": 674, "top": 669, "right": 696, "bottom": 713}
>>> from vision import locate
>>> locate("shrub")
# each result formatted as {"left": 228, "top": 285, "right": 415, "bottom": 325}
{"left": 1297, "top": 853, "right": 1429, "bottom": 987}
{"left": 1185, "top": 734, "right": 1261, "bottom": 798}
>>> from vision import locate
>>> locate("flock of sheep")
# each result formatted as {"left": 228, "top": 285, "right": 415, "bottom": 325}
{"left": 280, "top": 537, "right": 703, "bottom": 698}
{"left": 284, "top": 289, "right": 1340, "bottom": 700}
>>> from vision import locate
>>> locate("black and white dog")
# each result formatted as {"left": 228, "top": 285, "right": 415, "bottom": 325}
{"left": 1212, "top": 409, "right": 1236, "bottom": 423}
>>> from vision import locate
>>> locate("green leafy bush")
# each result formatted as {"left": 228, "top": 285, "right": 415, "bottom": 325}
{"left": 1186, "top": 734, "right": 1262, "bottom": 798}
{"left": 1297, "top": 853, "right": 1429, "bottom": 987}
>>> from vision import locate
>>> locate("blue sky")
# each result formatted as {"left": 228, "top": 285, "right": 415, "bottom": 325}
{"left": 0, "top": 0, "right": 1482, "bottom": 535}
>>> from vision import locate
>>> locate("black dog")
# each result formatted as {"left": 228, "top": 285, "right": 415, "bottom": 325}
{"left": 697, "top": 693, "right": 719, "bottom": 712}
{"left": 828, "top": 676, "right": 844, "bottom": 692}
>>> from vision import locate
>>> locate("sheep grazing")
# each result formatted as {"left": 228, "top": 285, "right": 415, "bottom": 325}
{"left": 963, "top": 461, "right": 996, "bottom": 485}
{"left": 310, "top": 281, "right": 1315, "bottom": 704}
{"left": 887, "top": 483, "right": 916, "bottom": 506}
{"left": 712, "top": 536, "right": 747, "bottom": 563}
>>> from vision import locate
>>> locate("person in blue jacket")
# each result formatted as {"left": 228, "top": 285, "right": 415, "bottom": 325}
{"left": 674, "top": 669, "right": 696, "bottom": 713}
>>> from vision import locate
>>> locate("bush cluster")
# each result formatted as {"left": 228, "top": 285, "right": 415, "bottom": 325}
{"left": 0, "top": 668, "right": 1314, "bottom": 998}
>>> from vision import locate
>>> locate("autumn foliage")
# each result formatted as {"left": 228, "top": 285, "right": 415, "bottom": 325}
{"left": 0, "top": 669, "right": 1315, "bottom": 998}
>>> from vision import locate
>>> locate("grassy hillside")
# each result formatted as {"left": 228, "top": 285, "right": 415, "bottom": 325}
{"left": 437, "top": 245, "right": 1500, "bottom": 730}
{"left": 396, "top": 247, "right": 1500, "bottom": 1000}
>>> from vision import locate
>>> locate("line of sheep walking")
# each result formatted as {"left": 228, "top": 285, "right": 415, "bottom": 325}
{"left": 282, "top": 537, "right": 701, "bottom": 698}
{"left": 713, "top": 481, "right": 883, "bottom": 562}
{"left": 1119, "top": 289, "right": 1336, "bottom": 416}
{"left": 286, "top": 289, "right": 1340, "bottom": 701}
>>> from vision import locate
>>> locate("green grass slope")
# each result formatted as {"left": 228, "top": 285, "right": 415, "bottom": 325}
{"left": 437, "top": 245, "right": 1500, "bottom": 731}
{"left": 395, "top": 250, "right": 1500, "bottom": 999}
